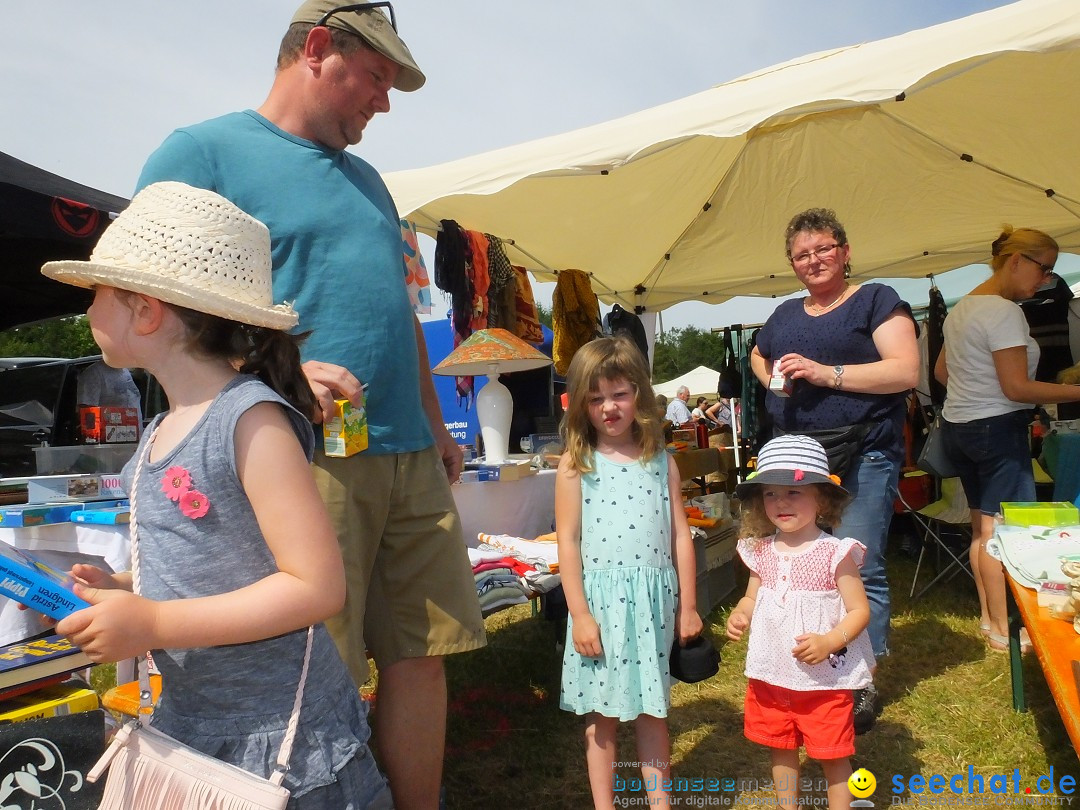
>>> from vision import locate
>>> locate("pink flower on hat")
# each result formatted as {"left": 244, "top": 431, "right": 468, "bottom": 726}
{"left": 793, "top": 469, "right": 804, "bottom": 482}
{"left": 161, "top": 466, "right": 192, "bottom": 501}
{"left": 178, "top": 489, "right": 210, "bottom": 519}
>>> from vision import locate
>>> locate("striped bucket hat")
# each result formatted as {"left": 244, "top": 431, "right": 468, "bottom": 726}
{"left": 735, "top": 434, "right": 847, "bottom": 498}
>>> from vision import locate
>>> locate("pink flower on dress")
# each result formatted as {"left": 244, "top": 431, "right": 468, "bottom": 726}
{"left": 161, "top": 466, "right": 192, "bottom": 501}
{"left": 178, "top": 489, "right": 210, "bottom": 519}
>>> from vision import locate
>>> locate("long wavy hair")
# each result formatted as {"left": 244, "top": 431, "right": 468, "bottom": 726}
{"left": 738, "top": 483, "right": 848, "bottom": 547}
{"left": 560, "top": 336, "right": 664, "bottom": 473}
{"left": 118, "top": 290, "right": 316, "bottom": 420}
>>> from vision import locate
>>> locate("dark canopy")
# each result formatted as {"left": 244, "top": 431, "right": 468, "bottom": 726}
{"left": 0, "top": 151, "right": 128, "bottom": 330}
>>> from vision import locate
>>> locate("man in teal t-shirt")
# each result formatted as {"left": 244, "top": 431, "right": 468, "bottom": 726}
{"left": 137, "top": 4, "right": 486, "bottom": 807}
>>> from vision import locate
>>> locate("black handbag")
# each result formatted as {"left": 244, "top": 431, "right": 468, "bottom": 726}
{"left": 776, "top": 423, "right": 871, "bottom": 481}
{"left": 717, "top": 328, "right": 743, "bottom": 399}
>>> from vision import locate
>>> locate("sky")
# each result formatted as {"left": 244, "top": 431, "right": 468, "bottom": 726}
{"left": 5, "top": 0, "right": 1058, "bottom": 332}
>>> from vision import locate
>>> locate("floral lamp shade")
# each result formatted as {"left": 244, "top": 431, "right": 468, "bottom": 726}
{"left": 432, "top": 328, "right": 553, "bottom": 464}
{"left": 433, "top": 328, "right": 552, "bottom": 377}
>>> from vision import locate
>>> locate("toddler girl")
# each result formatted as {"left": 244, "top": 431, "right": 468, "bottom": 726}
{"left": 47, "top": 182, "right": 391, "bottom": 808}
{"left": 557, "top": 336, "right": 703, "bottom": 810}
{"left": 726, "top": 434, "right": 873, "bottom": 810}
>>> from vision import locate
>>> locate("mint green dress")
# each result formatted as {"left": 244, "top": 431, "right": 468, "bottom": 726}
{"left": 559, "top": 451, "right": 679, "bottom": 720}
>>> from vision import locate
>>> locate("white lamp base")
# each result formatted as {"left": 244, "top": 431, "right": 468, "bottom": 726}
{"left": 476, "top": 372, "right": 513, "bottom": 464}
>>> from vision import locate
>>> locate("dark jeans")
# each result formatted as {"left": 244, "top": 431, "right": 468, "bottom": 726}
{"left": 941, "top": 410, "right": 1035, "bottom": 515}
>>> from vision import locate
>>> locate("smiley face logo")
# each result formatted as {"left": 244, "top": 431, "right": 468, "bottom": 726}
{"left": 848, "top": 768, "right": 877, "bottom": 799}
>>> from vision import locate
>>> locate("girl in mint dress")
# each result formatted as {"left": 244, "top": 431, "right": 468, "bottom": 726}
{"left": 556, "top": 336, "right": 702, "bottom": 810}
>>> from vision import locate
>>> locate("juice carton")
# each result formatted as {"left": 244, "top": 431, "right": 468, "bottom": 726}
{"left": 323, "top": 397, "right": 368, "bottom": 457}
{"left": 769, "top": 359, "right": 792, "bottom": 397}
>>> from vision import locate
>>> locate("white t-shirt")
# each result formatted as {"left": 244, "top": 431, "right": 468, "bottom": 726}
{"left": 941, "top": 295, "right": 1038, "bottom": 423}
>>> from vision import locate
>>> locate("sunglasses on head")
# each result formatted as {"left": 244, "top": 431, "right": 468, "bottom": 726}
{"left": 315, "top": 2, "right": 397, "bottom": 32}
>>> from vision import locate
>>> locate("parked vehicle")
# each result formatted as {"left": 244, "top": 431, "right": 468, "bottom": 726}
{"left": 0, "top": 356, "right": 166, "bottom": 478}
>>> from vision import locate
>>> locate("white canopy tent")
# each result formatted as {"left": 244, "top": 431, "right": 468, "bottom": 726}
{"left": 386, "top": 0, "right": 1080, "bottom": 313}
{"left": 653, "top": 366, "right": 723, "bottom": 401}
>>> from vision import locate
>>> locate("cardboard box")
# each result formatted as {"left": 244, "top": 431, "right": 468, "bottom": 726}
{"left": 26, "top": 474, "right": 126, "bottom": 504}
{"left": 462, "top": 459, "right": 536, "bottom": 482}
{"left": 323, "top": 397, "right": 368, "bottom": 458}
{"left": 79, "top": 407, "right": 140, "bottom": 444}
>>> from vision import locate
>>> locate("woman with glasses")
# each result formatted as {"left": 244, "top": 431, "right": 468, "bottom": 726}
{"left": 935, "top": 226, "right": 1080, "bottom": 655}
{"left": 749, "top": 208, "right": 919, "bottom": 735}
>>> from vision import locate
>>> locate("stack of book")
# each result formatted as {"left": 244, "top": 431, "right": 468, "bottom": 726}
{"left": 0, "top": 631, "right": 97, "bottom": 719}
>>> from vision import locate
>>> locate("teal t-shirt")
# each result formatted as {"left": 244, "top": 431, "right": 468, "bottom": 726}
{"left": 137, "top": 111, "right": 432, "bottom": 454}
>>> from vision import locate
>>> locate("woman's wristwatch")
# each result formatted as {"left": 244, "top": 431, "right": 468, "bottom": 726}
{"left": 833, "top": 365, "right": 844, "bottom": 389}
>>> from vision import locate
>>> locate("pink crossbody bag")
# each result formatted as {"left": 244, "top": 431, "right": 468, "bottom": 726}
{"left": 87, "top": 429, "right": 312, "bottom": 809}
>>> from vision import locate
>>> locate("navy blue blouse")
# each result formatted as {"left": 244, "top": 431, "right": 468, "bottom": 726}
{"left": 755, "top": 283, "right": 914, "bottom": 463}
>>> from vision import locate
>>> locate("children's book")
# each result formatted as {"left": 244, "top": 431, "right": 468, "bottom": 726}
{"left": 0, "top": 503, "right": 83, "bottom": 528}
{"left": 0, "top": 541, "right": 90, "bottom": 619}
{"left": 0, "top": 633, "right": 93, "bottom": 691}
{"left": 0, "top": 680, "right": 99, "bottom": 722}
{"left": 70, "top": 506, "right": 130, "bottom": 524}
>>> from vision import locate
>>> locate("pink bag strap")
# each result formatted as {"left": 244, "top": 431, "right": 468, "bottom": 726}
{"left": 128, "top": 424, "right": 313, "bottom": 785}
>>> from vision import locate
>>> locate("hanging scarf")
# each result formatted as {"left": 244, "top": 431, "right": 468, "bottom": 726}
{"left": 464, "top": 230, "right": 491, "bottom": 333}
{"left": 512, "top": 266, "right": 544, "bottom": 345}
{"left": 401, "top": 219, "right": 431, "bottom": 315}
{"left": 486, "top": 235, "right": 516, "bottom": 330}
{"left": 435, "top": 220, "right": 475, "bottom": 406}
{"left": 552, "top": 269, "right": 601, "bottom": 375}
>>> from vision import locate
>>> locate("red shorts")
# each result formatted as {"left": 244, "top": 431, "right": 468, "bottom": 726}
{"left": 744, "top": 679, "right": 854, "bottom": 759}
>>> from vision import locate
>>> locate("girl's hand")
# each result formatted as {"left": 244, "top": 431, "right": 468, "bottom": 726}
{"left": 676, "top": 606, "right": 703, "bottom": 645}
{"left": 69, "top": 563, "right": 126, "bottom": 592}
{"left": 571, "top": 614, "right": 603, "bottom": 658}
{"left": 56, "top": 585, "right": 161, "bottom": 664}
{"left": 726, "top": 610, "right": 750, "bottom": 642}
{"left": 792, "top": 632, "right": 834, "bottom": 665}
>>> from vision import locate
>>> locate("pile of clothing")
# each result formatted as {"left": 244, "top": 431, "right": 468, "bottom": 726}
{"left": 469, "top": 533, "right": 561, "bottom": 616}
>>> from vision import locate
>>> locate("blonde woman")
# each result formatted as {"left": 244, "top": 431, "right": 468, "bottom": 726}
{"left": 935, "top": 226, "right": 1080, "bottom": 653}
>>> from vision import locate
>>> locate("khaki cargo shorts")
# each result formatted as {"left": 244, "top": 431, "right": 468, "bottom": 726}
{"left": 313, "top": 445, "right": 486, "bottom": 685}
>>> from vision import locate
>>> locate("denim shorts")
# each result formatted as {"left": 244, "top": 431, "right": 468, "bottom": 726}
{"left": 941, "top": 410, "right": 1035, "bottom": 516}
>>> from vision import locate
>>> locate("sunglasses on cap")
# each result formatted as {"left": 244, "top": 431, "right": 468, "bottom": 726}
{"left": 315, "top": 2, "right": 397, "bottom": 32}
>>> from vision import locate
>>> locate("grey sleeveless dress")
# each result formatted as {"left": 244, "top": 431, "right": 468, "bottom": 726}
{"left": 122, "top": 375, "right": 388, "bottom": 806}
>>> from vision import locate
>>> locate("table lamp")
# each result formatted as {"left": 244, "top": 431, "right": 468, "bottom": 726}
{"left": 433, "top": 328, "right": 553, "bottom": 464}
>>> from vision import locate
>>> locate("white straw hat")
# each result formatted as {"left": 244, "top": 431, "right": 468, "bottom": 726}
{"left": 41, "top": 181, "right": 298, "bottom": 330}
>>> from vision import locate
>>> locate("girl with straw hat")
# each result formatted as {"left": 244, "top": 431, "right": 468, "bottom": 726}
{"left": 45, "top": 181, "right": 391, "bottom": 807}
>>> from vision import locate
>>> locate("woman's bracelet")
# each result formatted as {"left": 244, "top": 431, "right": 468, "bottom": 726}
{"left": 837, "top": 627, "right": 849, "bottom": 645}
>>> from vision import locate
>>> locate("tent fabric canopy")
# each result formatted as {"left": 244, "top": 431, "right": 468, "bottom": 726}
{"left": 0, "top": 151, "right": 129, "bottom": 330}
{"left": 385, "top": 0, "right": 1080, "bottom": 312}
{"left": 653, "top": 366, "right": 722, "bottom": 401}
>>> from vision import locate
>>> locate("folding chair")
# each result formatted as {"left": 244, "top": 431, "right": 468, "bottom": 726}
{"left": 897, "top": 476, "right": 975, "bottom": 600}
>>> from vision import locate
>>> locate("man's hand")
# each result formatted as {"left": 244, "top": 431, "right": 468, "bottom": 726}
{"left": 433, "top": 424, "right": 464, "bottom": 483}
{"left": 302, "top": 361, "right": 364, "bottom": 424}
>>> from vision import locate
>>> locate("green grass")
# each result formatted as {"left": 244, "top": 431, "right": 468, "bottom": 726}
{"left": 89, "top": 523, "right": 1078, "bottom": 807}
{"left": 433, "top": 527, "right": 1079, "bottom": 807}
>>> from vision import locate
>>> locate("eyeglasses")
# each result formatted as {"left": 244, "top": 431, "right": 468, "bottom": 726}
{"left": 315, "top": 2, "right": 397, "bottom": 33}
{"left": 1020, "top": 253, "right": 1056, "bottom": 277}
{"left": 790, "top": 243, "right": 841, "bottom": 267}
